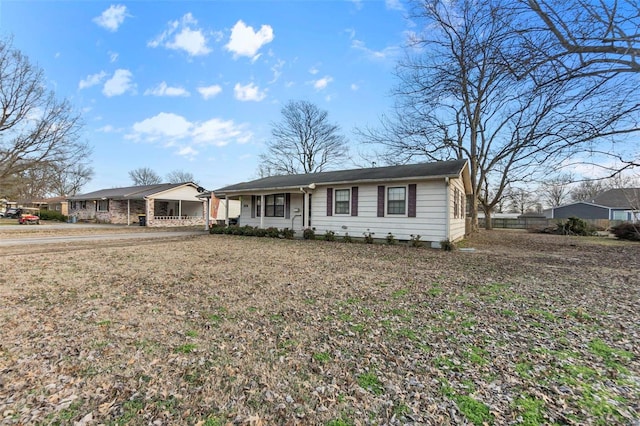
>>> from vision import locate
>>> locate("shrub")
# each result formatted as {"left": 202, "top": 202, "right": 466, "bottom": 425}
{"left": 386, "top": 232, "right": 396, "bottom": 245}
{"left": 303, "top": 228, "right": 316, "bottom": 240}
{"left": 209, "top": 225, "right": 225, "bottom": 234}
{"left": 610, "top": 222, "right": 640, "bottom": 241}
{"left": 281, "top": 228, "right": 295, "bottom": 239}
{"left": 342, "top": 232, "right": 352, "bottom": 243}
{"left": 324, "top": 230, "right": 336, "bottom": 241}
{"left": 265, "top": 227, "right": 280, "bottom": 238}
{"left": 557, "top": 217, "right": 596, "bottom": 236}
{"left": 38, "top": 210, "right": 67, "bottom": 222}
{"left": 440, "top": 239, "right": 456, "bottom": 251}
{"left": 255, "top": 228, "right": 267, "bottom": 237}
{"left": 363, "top": 230, "right": 375, "bottom": 244}
{"left": 409, "top": 234, "right": 424, "bottom": 248}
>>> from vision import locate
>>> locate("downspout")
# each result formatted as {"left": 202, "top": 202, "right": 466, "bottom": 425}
{"left": 225, "top": 197, "right": 230, "bottom": 225}
{"left": 127, "top": 200, "right": 130, "bottom": 226}
{"left": 445, "top": 177, "right": 450, "bottom": 241}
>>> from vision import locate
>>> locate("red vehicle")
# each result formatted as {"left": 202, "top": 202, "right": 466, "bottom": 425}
{"left": 19, "top": 213, "right": 40, "bottom": 225}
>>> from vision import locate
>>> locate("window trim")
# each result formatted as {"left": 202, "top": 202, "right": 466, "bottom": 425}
{"left": 264, "top": 193, "right": 285, "bottom": 218}
{"left": 97, "top": 199, "right": 109, "bottom": 212}
{"left": 386, "top": 186, "right": 407, "bottom": 216}
{"left": 334, "top": 188, "right": 350, "bottom": 215}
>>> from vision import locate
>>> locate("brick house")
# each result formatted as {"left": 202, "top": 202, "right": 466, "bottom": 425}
{"left": 67, "top": 182, "right": 208, "bottom": 227}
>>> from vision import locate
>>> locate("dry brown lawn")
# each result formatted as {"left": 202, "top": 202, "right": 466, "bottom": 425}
{"left": 0, "top": 229, "right": 638, "bottom": 425}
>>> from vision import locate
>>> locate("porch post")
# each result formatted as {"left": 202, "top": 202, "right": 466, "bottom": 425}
{"left": 224, "top": 197, "right": 230, "bottom": 226}
{"left": 127, "top": 200, "right": 130, "bottom": 226}
{"left": 179, "top": 200, "right": 182, "bottom": 218}
{"left": 204, "top": 196, "right": 210, "bottom": 231}
{"left": 303, "top": 192, "right": 309, "bottom": 228}
{"left": 260, "top": 194, "right": 265, "bottom": 228}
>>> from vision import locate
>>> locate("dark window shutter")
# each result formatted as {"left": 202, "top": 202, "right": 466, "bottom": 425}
{"left": 377, "top": 186, "right": 385, "bottom": 217}
{"left": 351, "top": 186, "right": 358, "bottom": 216}
{"left": 326, "top": 188, "right": 333, "bottom": 216}
{"left": 251, "top": 196, "right": 256, "bottom": 218}
{"left": 285, "top": 193, "right": 291, "bottom": 219}
{"left": 408, "top": 184, "right": 417, "bottom": 217}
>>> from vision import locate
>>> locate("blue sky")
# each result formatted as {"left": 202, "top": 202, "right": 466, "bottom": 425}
{"left": 0, "top": 0, "right": 409, "bottom": 192}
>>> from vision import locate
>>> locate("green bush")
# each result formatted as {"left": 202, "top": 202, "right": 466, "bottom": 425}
{"left": 281, "top": 228, "right": 295, "bottom": 239}
{"left": 209, "top": 225, "right": 225, "bottom": 234}
{"left": 610, "top": 222, "right": 640, "bottom": 241}
{"left": 440, "top": 239, "right": 456, "bottom": 251}
{"left": 386, "top": 232, "right": 396, "bottom": 245}
{"left": 265, "top": 227, "right": 280, "bottom": 238}
{"left": 557, "top": 217, "right": 596, "bottom": 236}
{"left": 324, "top": 230, "right": 336, "bottom": 241}
{"left": 342, "top": 232, "right": 352, "bottom": 243}
{"left": 38, "top": 210, "right": 67, "bottom": 222}
{"left": 409, "top": 234, "right": 424, "bottom": 248}
{"left": 303, "top": 228, "right": 316, "bottom": 240}
{"left": 363, "top": 230, "right": 375, "bottom": 244}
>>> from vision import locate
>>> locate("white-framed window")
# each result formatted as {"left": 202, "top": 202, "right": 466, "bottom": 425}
{"left": 387, "top": 186, "right": 406, "bottom": 215}
{"left": 97, "top": 200, "right": 109, "bottom": 211}
{"left": 334, "top": 189, "right": 350, "bottom": 215}
{"left": 265, "top": 194, "right": 285, "bottom": 217}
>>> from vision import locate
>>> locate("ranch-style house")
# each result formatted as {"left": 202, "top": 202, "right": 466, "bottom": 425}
{"left": 213, "top": 159, "right": 472, "bottom": 247}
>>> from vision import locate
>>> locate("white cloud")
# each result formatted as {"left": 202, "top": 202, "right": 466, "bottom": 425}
{"left": 102, "top": 69, "right": 135, "bottom": 97}
{"left": 309, "top": 66, "right": 320, "bottom": 75}
{"left": 312, "top": 76, "right": 333, "bottom": 91}
{"left": 130, "top": 112, "right": 192, "bottom": 142}
{"left": 269, "top": 59, "right": 285, "bottom": 84}
{"left": 350, "top": 0, "right": 364, "bottom": 10}
{"left": 126, "top": 112, "right": 253, "bottom": 155}
{"left": 234, "top": 82, "right": 267, "bottom": 102}
{"left": 79, "top": 71, "right": 107, "bottom": 90}
{"left": 350, "top": 83, "right": 359, "bottom": 91}
{"left": 225, "top": 20, "right": 274, "bottom": 60}
{"left": 148, "top": 13, "right": 211, "bottom": 56}
{"left": 197, "top": 84, "right": 223, "bottom": 100}
{"left": 351, "top": 38, "right": 400, "bottom": 61}
{"left": 108, "top": 51, "right": 119, "bottom": 63}
{"left": 93, "top": 5, "right": 128, "bottom": 32}
{"left": 385, "top": 0, "right": 404, "bottom": 11}
{"left": 193, "top": 118, "right": 252, "bottom": 146}
{"left": 144, "top": 82, "right": 190, "bottom": 97}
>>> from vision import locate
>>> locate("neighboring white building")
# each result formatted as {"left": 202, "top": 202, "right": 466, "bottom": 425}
{"left": 213, "top": 159, "right": 472, "bottom": 246}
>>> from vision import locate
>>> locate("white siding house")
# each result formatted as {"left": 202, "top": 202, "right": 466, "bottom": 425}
{"left": 213, "top": 160, "right": 472, "bottom": 246}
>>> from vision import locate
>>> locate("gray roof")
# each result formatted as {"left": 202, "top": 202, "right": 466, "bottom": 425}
{"left": 68, "top": 183, "right": 196, "bottom": 201}
{"left": 591, "top": 188, "right": 640, "bottom": 209}
{"left": 215, "top": 159, "right": 468, "bottom": 194}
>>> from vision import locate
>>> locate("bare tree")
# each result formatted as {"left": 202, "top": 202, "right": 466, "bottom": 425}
{"left": 129, "top": 167, "right": 161, "bottom": 185}
{"left": 0, "top": 38, "right": 89, "bottom": 194}
{"left": 258, "top": 100, "right": 349, "bottom": 176}
{"left": 540, "top": 173, "right": 573, "bottom": 207}
{"left": 516, "top": 0, "right": 640, "bottom": 173}
{"left": 358, "top": 0, "right": 640, "bottom": 231}
{"left": 570, "top": 180, "right": 607, "bottom": 202}
{"left": 166, "top": 169, "right": 195, "bottom": 184}
{"left": 506, "top": 187, "right": 539, "bottom": 214}
{"left": 49, "top": 161, "right": 94, "bottom": 197}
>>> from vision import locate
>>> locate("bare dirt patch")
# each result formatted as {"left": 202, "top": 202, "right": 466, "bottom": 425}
{"left": 0, "top": 230, "right": 638, "bottom": 425}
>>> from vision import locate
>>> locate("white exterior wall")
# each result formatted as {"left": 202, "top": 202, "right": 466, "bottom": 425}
{"left": 448, "top": 177, "right": 467, "bottom": 241}
{"left": 311, "top": 180, "right": 448, "bottom": 242}
{"left": 154, "top": 185, "right": 202, "bottom": 201}
{"left": 238, "top": 193, "right": 306, "bottom": 231}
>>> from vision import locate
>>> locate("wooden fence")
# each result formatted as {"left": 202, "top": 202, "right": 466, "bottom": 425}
{"left": 477, "top": 217, "right": 617, "bottom": 230}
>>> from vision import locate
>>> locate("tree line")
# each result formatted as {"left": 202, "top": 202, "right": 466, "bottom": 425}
{"left": 1, "top": 1, "right": 638, "bottom": 230}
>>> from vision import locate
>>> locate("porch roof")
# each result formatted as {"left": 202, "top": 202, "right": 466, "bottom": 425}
{"left": 68, "top": 182, "right": 197, "bottom": 201}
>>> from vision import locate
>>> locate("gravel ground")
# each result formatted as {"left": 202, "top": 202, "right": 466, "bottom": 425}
{"left": 0, "top": 230, "right": 638, "bottom": 425}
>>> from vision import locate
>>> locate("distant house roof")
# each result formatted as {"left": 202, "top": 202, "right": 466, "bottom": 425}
{"left": 68, "top": 182, "right": 197, "bottom": 201}
{"left": 215, "top": 159, "right": 469, "bottom": 195}
{"left": 590, "top": 188, "right": 640, "bottom": 209}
